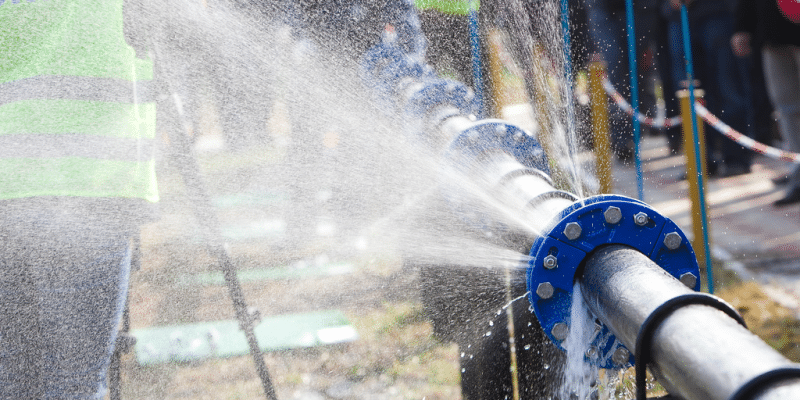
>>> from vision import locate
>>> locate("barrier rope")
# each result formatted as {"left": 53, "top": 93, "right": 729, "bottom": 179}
{"left": 601, "top": 76, "right": 800, "bottom": 164}
{"left": 693, "top": 103, "right": 800, "bottom": 163}
{"left": 601, "top": 77, "right": 683, "bottom": 129}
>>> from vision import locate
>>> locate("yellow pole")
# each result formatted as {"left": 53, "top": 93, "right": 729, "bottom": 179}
{"left": 677, "top": 88, "right": 709, "bottom": 268}
{"left": 588, "top": 58, "right": 613, "bottom": 193}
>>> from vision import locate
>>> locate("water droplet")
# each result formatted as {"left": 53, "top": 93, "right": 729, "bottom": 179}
{"left": 524, "top": 344, "right": 531, "bottom": 350}
{"left": 485, "top": 331, "right": 492, "bottom": 336}
{"left": 543, "top": 364, "right": 550, "bottom": 370}
{"left": 489, "top": 321, "right": 494, "bottom": 326}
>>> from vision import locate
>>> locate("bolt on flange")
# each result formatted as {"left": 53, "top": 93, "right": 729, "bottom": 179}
{"left": 543, "top": 255, "right": 558, "bottom": 269}
{"left": 564, "top": 222, "right": 582, "bottom": 240}
{"left": 664, "top": 232, "right": 682, "bottom": 250}
{"left": 586, "top": 346, "right": 599, "bottom": 359}
{"left": 634, "top": 212, "right": 649, "bottom": 226}
{"left": 604, "top": 206, "right": 622, "bottom": 224}
{"left": 612, "top": 347, "right": 630, "bottom": 365}
{"left": 536, "top": 282, "right": 555, "bottom": 299}
{"left": 680, "top": 272, "right": 698, "bottom": 289}
{"left": 551, "top": 322, "right": 569, "bottom": 341}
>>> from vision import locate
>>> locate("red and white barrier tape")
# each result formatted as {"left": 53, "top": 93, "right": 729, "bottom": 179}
{"left": 693, "top": 103, "right": 800, "bottom": 163}
{"left": 602, "top": 76, "right": 800, "bottom": 163}
{"left": 601, "top": 77, "right": 683, "bottom": 129}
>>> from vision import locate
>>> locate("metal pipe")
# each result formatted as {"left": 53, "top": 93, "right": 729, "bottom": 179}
{"left": 361, "top": 20, "right": 800, "bottom": 399}
{"left": 580, "top": 245, "right": 800, "bottom": 400}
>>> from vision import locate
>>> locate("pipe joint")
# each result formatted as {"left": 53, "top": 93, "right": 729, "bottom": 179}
{"left": 526, "top": 195, "right": 700, "bottom": 369}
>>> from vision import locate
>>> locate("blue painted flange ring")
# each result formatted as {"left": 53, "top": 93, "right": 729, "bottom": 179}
{"left": 404, "top": 78, "right": 475, "bottom": 118}
{"left": 526, "top": 194, "right": 700, "bottom": 369}
{"left": 445, "top": 120, "right": 549, "bottom": 172}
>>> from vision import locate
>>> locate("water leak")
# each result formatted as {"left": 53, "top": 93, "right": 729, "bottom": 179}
{"left": 7, "top": 0, "right": 618, "bottom": 397}
{"left": 560, "top": 283, "right": 600, "bottom": 400}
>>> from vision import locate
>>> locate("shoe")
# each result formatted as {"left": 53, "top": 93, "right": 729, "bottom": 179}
{"left": 772, "top": 174, "right": 791, "bottom": 186}
{"left": 774, "top": 186, "right": 800, "bottom": 207}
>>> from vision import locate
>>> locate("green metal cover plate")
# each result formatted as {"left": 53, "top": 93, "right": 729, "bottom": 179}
{"left": 132, "top": 310, "right": 357, "bottom": 365}
{"left": 186, "top": 262, "right": 355, "bottom": 286}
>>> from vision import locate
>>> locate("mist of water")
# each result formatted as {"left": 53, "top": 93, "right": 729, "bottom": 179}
{"left": 560, "top": 283, "right": 600, "bottom": 400}
{"left": 489, "top": 0, "right": 596, "bottom": 200}
{"left": 118, "top": 0, "right": 606, "bottom": 396}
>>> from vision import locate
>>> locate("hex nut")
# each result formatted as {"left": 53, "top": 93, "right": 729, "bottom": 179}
{"left": 551, "top": 322, "right": 569, "bottom": 341}
{"left": 680, "top": 272, "right": 698, "bottom": 289}
{"left": 564, "top": 222, "right": 582, "bottom": 240}
{"left": 612, "top": 347, "right": 630, "bottom": 365}
{"left": 604, "top": 206, "right": 622, "bottom": 224}
{"left": 543, "top": 255, "right": 558, "bottom": 269}
{"left": 586, "top": 346, "right": 599, "bottom": 359}
{"left": 664, "top": 232, "right": 682, "bottom": 250}
{"left": 634, "top": 212, "right": 649, "bottom": 226}
{"left": 536, "top": 282, "right": 555, "bottom": 300}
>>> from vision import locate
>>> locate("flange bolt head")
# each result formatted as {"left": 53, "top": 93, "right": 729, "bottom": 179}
{"left": 586, "top": 346, "right": 599, "bottom": 359}
{"left": 604, "top": 206, "right": 622, "bottom": 224}
{"left": 680, "top": 272, "right": 698, "bottom": 289}
{"left": 536, "top": 282, "right": 555, "bottom": 299}
{"left": 551, "top": 322, "right": 569, "bottom": 341}
{"left": 564, "top": 222, "right": 582, "bottom": 240}
{"left": 543, "top": 255, "right": 558, "bottom": 269}
{"left": 612, "top": 347, "right": 630, "bottom": 365}
{"left": 634, "top": 212, "right": 649, "bottom": 226}
{"left": 664, "top": 232, "right": 682, "bottom": 250}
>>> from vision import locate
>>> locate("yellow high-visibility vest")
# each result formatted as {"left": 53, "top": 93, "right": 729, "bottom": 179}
{"left": 0, "top": 0, "right": 158, "bottom": 202}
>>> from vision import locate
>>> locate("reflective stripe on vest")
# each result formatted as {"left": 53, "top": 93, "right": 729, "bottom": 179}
{"left": 0, "top": 76, "right": 157, "bottom": 105}
{"left": 0, "top": 0, "right": 158, "bottom": 202}
{"left": 0, "top": 134, "right": 155, "bottom": 161}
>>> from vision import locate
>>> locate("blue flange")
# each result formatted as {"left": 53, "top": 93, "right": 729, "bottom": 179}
{"left": 404, "top": 78, "right": 475, "bottom": 118}
{"left": 360, "top": 41, "right": 432, "bottom": 102}
{"left": 526, "top": 194, "right": 700, "bottom": 369}
{"left": 445, "top": 120, "right": 549, "bottom": 172}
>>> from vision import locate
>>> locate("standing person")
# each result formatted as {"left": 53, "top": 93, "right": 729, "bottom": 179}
{"left": 0, "top": 0, "right": 158, "bottom": 398}
{"left": 661, "top": 0, "right": 754, "bottom": 177}
{"left": 732, "top": 0, "right": 800, "bottom": 205}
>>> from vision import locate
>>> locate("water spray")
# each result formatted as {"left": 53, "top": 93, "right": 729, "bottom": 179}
{"left": 361, "top": 13, "right": 800, "bottom": 399}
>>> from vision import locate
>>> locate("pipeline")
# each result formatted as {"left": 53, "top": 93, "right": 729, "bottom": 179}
{"left": 360, "top": 20, "right": 800, "bottom": 400}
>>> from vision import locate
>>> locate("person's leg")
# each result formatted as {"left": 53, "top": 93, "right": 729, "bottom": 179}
{"left": 0, "top": 205, "right": 135, "bottom": 400}
{"left": 585, "top": 1, "right": 633, "bottom": 159}
{"left": 762, "top": 45, "right": 800, "bottom": 205}
{"left": 35, "top": 228, "right": 132, "bottom": 400}
{"left": 668, "top": 17, "right": 722, "bottom": 174}
{"left": 696, "top": 14, "right": 753, "bottom": 175}
{"left": 0, "top": 237, "right": 42, "bottom": 400}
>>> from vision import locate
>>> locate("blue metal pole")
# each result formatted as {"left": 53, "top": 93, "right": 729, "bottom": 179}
{"left": 560, "top": 0, "right": 580, "bottom": 173}
{"left": 560, "top": 0, "right": 573, "bottom": 92}
{"left": 468, "top": 0, "right": 485, "bottom": 118}
{"left": 680, "top": 3, "right": 714, "bottom": 293}
{"left": 624, "top": 0, "right": 644, "bottom": 201}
